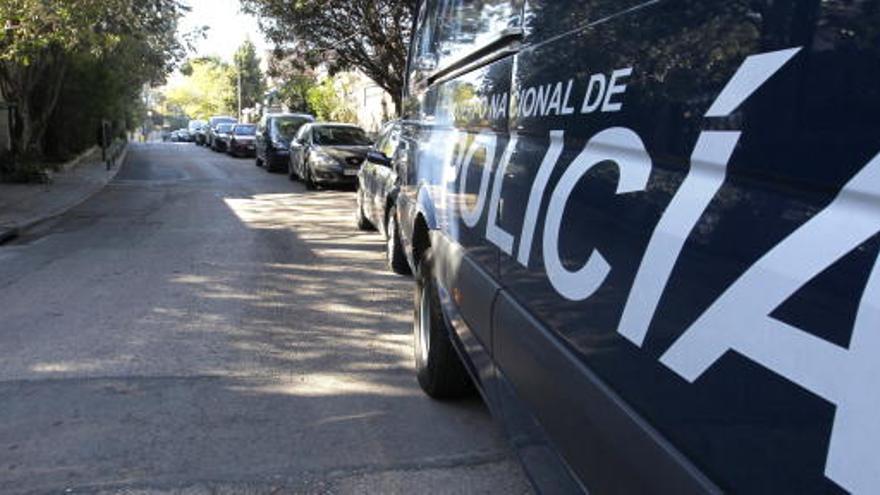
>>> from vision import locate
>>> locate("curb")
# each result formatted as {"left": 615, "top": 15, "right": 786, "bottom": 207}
{"left": 59, "top": 146, "right": 100, "bottom": 172}
{"left": 0, "top": 226, "right": 18, "bottom": 244}
{"left": 0, "top": 142, "right": 129, "bottom": 245}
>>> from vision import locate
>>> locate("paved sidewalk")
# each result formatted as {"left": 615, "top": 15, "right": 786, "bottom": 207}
{"left": 0, "top": 145, "right": 127, "bottom": 243}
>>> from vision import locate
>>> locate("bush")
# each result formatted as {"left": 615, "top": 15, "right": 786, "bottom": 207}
{"left": 306, "top": 77, "right": 357, "bottom": 123}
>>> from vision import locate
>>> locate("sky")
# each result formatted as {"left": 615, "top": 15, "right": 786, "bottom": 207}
{"left": 178, "top": 0, "right": 271, "bottom": 63}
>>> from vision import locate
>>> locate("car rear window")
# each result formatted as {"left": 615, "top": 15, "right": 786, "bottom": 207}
{"left": 272, "top": 117, "right": 312, "bottom": 139}
{"left": 234, "top": 125, "right": 256, "bottom": 135}
{"left": 313, "top": 126, "right": 371, "bottom": 146}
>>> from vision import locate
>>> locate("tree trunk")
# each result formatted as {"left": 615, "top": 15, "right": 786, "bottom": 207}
{"left": 0, "top": 48, "right": 68, "bottom": 158}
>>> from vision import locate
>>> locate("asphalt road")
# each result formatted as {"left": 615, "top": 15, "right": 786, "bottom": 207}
{"left": 0, "top": 143, "right": 530, "bottom": 494}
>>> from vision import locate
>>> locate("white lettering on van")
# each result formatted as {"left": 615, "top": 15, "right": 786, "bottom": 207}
{"left": 581, "top": 74, "right": 606, "bottom": 114}
{"left": 443, "top": 45, "right": 879, "bottom": 491}
{"left": 617, "top": 47, "right": 801, "bottom": 345}
{"left": 486, "top": 135, "right": 519, "bottom": 255}
{"left": 458, "top": 132, "right": 498, "bottom": 228}
{"left": 517, "top": 130, "right": 565, "bottom": 267}
{"left": 490, "top": 92, "right": 508, "bottom": 120}
{"left": 618, "top": 131, "right": 739, "bottom": 346}
{"left": 601, "top": 67, "right": 633, "bottom": 112}
{"left": 543, "top": 128, "right": 652, "bottom": 300}
{"left": 660, "top": 151, "right": 880, "bottom": 495}
{"left": 580, "top": 68, "right": 633, "bottom": 114}
{"left": 561, "top": 79, "right": 576, "bottom": 115}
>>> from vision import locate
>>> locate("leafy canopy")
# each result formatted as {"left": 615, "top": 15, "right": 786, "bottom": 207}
{"left": 240, "top": 0, "right": 416, "bottom": 111}
{"left": 229, "top": 39, "right": 265, "bottom": 112}
{"left": 164, "top": 57, "right": 236, "bottom": 119}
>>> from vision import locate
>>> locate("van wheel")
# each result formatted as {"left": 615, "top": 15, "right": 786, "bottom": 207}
{"left": 355, "top": 189, "right": 373, "bottom": 230}
{"left": 386, "top": 206, "right": 410, "bottom": 275}
{"left": 414, "top": 249, "right": 473, "bottom": 398}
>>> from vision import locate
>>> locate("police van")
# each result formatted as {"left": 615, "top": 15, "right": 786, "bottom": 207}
{"left": 393, "top": 0, "right": 880, "bottom": 492}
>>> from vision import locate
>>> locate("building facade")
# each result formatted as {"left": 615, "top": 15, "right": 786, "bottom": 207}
{"left": 343, "top": 74, "right": 394, "bottom": 133}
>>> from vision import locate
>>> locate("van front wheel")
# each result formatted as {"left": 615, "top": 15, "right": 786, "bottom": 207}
{"left": 413, "top": 249, "right": 474, "bottom": 399}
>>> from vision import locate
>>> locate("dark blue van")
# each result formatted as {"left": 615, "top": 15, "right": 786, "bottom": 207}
{"left": 394, "top": 0, "right": 880, "bottom": 492}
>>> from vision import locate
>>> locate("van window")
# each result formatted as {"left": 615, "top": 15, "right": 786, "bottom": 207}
{"left": 521, "top": 0, "right": 670, "bottom": 45}
{"left": 434, "top": 0, "right": 523, "bottom": 68}
{"left": 408, "top": 1, "right": 440, "bottom": 86}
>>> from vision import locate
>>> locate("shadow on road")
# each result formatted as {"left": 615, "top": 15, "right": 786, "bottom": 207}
{"left": 0, "top": 144, "right": 530, "bottom": 493}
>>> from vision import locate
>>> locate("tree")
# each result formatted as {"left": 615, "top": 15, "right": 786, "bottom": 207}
{"left": 265, "top": 48, "right": 317, "bottom": 113}
{"left": 164, "top": 57, "right": 236, "bottom": 119}
{"left": 0, "top": 0, "right": 187, "bottom": 158}
{"left": 306, "top": 77, "right": 357, "bottom": 123}
{"left": 230, "top": 39, "right": 265, "bottom": 115}
{"left": 240, "top": 0, "right": 416, "bottom": 113}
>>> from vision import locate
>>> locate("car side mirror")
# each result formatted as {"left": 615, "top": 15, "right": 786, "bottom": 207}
{"left": 366, "top": 150, "right": 391, "bottom": 167}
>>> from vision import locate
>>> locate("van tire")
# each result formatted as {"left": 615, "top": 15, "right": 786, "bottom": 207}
{"left": 413, "top": 249, "right": 474, "bottom": 399}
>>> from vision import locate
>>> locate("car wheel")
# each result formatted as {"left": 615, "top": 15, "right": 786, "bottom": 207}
{"left": 386, "top": 206, "right": 411, "bottom": 274}
{"left": 414, "top": 248, "right": 474, "bottom": 398}
{"left": 304, "top": 162, "right": 317, "bottom": 190}
{"left": 355, "top": 188, "right": 373, "bottom": 230}
{"left": 287, "top": 160, "right": 299, "bottom": 181}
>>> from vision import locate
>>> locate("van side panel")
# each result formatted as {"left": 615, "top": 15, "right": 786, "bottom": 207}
{"left": 496, "top": 0, "right": 880, "bottom": 492}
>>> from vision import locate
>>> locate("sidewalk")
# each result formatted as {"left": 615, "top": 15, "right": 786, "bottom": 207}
{"left": 0, "top": 144, "right": 128, "bottom": 243}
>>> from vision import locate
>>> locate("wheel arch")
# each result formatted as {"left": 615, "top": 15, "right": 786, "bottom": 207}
{"left": 411, "top": 185, "right": 438, "bottom": 271}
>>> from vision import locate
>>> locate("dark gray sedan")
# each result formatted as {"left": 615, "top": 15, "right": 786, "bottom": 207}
{"left": 288, "top": 123, "right": 372, "bottom": 189}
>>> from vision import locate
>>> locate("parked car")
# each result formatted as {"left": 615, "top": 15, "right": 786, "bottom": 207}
{"left": 288, "top": 123, "right": 372, "bottom": 189}
{"left": 176, "top": 129, "right": 192, "bottom": 142}
{"left": 397, "top": 1, "right": 880, "bottom": 494}
{"left": 225, "top": 124, "right": 257, "bottom": 157}
{"left": 354, "top": 120, "right": 409, "bottom": 274}
{"left": 206, "top": 115, "right": 237, "bottom": 149}
{"left": 210, "top": 123, "right": 235, "bottom": 152}
{"left": 194, "top": 124, "right": 209, "bottom": 146}
{"left": 187, "top": 119, "right": 206, "bottom": 144}
{"left": 255, "top": 113, "right": 315, "bottom": 172}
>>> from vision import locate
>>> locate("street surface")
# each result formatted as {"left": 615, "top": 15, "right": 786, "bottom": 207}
{"left": 0, "top": 143, "right": 530, "bottom": 494}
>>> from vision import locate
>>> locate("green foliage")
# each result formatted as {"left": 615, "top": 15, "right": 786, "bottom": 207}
{"left": 277, "top": 74, "right": 315, "bottom": 113}
{"left": 0, "top": 0, "right": 188, "bottom": 166}
{"left": 229, "top": 40, "right": 265, "bottom": 112}
{"left": 266, "top": 49, "right": 315, "bottom": 114}
{"left": 164, "top": 57, "right": 236, "bottom": 120}
{"left": 0, "top": 0, "right": 111, "bottom": 64}
{"left": 306, "top": 77, "right": 356, "bottom": 123}
{"left": 240, "top": 0, "right": 415, "bottom": 112}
